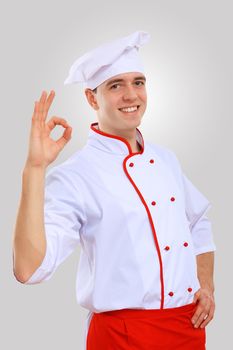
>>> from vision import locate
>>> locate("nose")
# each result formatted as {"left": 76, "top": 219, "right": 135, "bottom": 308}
{"left": 122, "top": 85, "right": 137, "bottom": 101}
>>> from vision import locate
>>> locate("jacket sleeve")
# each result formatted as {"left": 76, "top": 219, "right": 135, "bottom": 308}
{"left": 23, "top": 165, "right": 86, "bottom": 285}
{"left": 181, "top": 172, "right": 216, "bottom": 255}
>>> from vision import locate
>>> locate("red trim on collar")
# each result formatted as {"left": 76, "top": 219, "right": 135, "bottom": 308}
{"left": 90, "top": 122, "right": 144, "bottom": 155}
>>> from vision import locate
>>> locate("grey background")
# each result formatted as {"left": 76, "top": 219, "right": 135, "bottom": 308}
{"left": 1, "top": 0, "right": 232, "bottom": 348}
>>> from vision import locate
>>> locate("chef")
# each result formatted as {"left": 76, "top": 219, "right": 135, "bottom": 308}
{"left": 14, "top": 31, "right": 216, "bottom": 350}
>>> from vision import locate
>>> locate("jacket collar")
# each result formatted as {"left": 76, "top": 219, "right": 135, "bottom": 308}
{"left": 87, "top": 122, "right": 144, "bottom": 156}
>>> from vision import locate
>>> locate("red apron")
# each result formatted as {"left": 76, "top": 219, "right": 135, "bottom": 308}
{"left": 86, "top": 302, "right": 206, "bottom": 350}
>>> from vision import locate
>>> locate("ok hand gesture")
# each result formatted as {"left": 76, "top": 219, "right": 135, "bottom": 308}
{"left": 25, "top": 90, "right": 72, "bottom": 169}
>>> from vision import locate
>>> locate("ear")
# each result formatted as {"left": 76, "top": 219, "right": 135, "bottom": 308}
{"left": 85, "top": 89, "right": 99, "bottom": 110}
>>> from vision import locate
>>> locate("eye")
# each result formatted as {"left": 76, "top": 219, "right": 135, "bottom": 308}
{"left": 110, "top": 83, "right": 121, "bottom": 89}
{"left": 135, "top": 80, "right": 145, "bottom": 86}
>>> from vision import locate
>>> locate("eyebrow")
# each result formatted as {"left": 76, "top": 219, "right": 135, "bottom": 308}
{"left": 105, "top": 76, "right": 146, "bottom": 87}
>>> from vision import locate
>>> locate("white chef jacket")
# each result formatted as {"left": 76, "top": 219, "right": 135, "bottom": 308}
{"left": 24, "top": 121, "right": 216, "bottom": 349}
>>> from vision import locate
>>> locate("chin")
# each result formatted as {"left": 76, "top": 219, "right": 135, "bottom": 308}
{"left": 124, "top": 118, "right": 142, "bottom": 130}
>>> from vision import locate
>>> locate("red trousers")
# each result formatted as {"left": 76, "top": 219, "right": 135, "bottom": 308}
{"left": 86, "top": 302, "right": 206, "bottom": 350}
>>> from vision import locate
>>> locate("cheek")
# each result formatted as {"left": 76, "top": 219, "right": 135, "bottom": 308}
{"left": 105, "top": 98, "right": 119, "bottom": 112}
{"left": 99, "top": 98, "right": 111, "bottom": 112}
{"left": 141, "top": 91, "right": 147, "bottom": 102}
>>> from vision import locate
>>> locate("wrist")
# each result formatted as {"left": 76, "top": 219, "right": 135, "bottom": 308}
{"left": 23, "top": 162, "right": 47, "bottom": 174}
{"left": 199, "top": 284, "right": 215, "bottom": 295}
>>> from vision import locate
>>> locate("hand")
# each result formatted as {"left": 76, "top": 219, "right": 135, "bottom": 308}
{"left": 25, "top": 90, "right": 72, "bottom": 169}
{"left": 191, "top": 288, "right": 215, "bottom": 329}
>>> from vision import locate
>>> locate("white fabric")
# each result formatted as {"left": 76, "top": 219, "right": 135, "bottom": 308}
{"left": 64, "top": 31, "right": 150, "bottom": 89}
{"left": 24, "top": 122, "right": 216, "bottom": 349}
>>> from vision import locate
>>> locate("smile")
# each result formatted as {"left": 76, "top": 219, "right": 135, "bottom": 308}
{"left": 119, "top": 105, "right": 140, "bottom": 113}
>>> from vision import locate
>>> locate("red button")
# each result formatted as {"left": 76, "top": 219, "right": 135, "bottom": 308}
{"left": 170, "top": 197, "right": 175, "bottom": 202}
{"left": 150, "top": 159, "right": 154, "bottom": 164}
{"left": 188, "top": 288, "right": 192, "bottom": 293}
{"left": 164, "top": 246, "right": 170, "bottom": 251}
{"left": 168, "top": 291, "right": 174, "bottom": 297}
{"left": 151, "top": 201, "right": 156, "bottom": 206}
{"left": 129, "top": 162, "right": 134, "bottom": 167}
{"left": 183, "top": 242, "right": 189, "bottom": 247}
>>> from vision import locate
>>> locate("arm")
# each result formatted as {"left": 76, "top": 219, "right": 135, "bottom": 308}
{"left": 180, "top": 174, "right": 216, "bottom": 328}
{"left": 13, "top": 166, "right": 46, "bottom": 283}
{"left": 196, "top": 251, "right": 215, "bottom": 293}
{"left": 12, "top": 90, "right": 72, "bottom": 283}
{"left": 183, "top": 175, "right": 216, "bottom": 328}
{"left": 191, "top": 251, "right": 216, "bottom": 329}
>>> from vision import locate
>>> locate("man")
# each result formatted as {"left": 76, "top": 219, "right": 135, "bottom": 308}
{"left": 13, "top": 31, "right": 216, "bottom": 349}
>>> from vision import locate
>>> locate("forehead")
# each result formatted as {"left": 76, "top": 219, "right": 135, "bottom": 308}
{"left": 102, "top": 72, "right": 146, "bottom": 87}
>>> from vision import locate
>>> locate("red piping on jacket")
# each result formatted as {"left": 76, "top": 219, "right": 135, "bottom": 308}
{"left": 91, "top": 122, "right": 134, "bottom": 154}
{"left": 90, "top": 122, "right": 165, "bottom": 309}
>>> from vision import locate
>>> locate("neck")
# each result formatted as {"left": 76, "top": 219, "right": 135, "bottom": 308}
{"left": 97, "top": 122, "right": 140, "bottom": 153}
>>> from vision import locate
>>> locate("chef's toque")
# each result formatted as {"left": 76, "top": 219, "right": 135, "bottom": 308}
{"left": 64, "top": 31, "right": 150, "bottom": 90}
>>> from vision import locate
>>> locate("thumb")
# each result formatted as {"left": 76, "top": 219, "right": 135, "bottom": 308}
{"left": 56, "top": 126, "right": 72, "bottom": 151}
{"left": 193, "top": 290, "right": 200, "bottom": 304}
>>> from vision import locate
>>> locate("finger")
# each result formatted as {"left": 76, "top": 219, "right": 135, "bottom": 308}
{"left": 43, "top": 90, "right": 56, "bottom": 120}
{"left": 193, "top": 291, "right": 200, "bottom": 304}
{"left": 193, "top": 310, "right": 209, "bottom": 328}
{"left": 38, "top": 91, "right": 48, "bottom": 120}
{"left": 192, "top": 298, "right": 211, "bottom": 328}
{"left": 32, "top": 91, "right": 50, "bottom": 125}
{"left": 191, "top": 304, "right": 202, "bottom": 325}
{"left": 199, "top": 314, "right": 211, "bottom": 328}
{"left": 39, "top": 90, "right": 47, "bottom": 103}
{"left": 191, "top": 302, "right": 209, "bottom": 326}
{"left": 200, "top": 303, "right": 215, "bottom": 328}
{"left": 32, "top": 101, "right": 42, "bottom": 125}
{"left": 46, "top": 117, "right": 69, "bottom": 132}
{"left": 56, "top": 126, "right": 72, "bottom": 150}
{"left": 32, "top": 101, "right": 39, "bottom": 118}
{"left": 39, "top": 90, "right": 47, "bottom": 109}
{"left": 33, "top": 91, "right": 46, "bottom": 121}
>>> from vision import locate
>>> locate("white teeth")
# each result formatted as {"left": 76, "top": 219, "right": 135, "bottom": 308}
{"left": 120, "top": 106, "right": 138, "bottom": 112}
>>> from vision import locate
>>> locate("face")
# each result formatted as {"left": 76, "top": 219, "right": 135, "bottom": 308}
{"left": 85, "top": 72, "right": 147, "bottom": 133}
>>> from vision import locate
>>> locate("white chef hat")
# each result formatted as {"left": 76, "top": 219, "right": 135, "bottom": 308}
{"left": 64, "top": 31, "right": 150, "bottom": 90}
